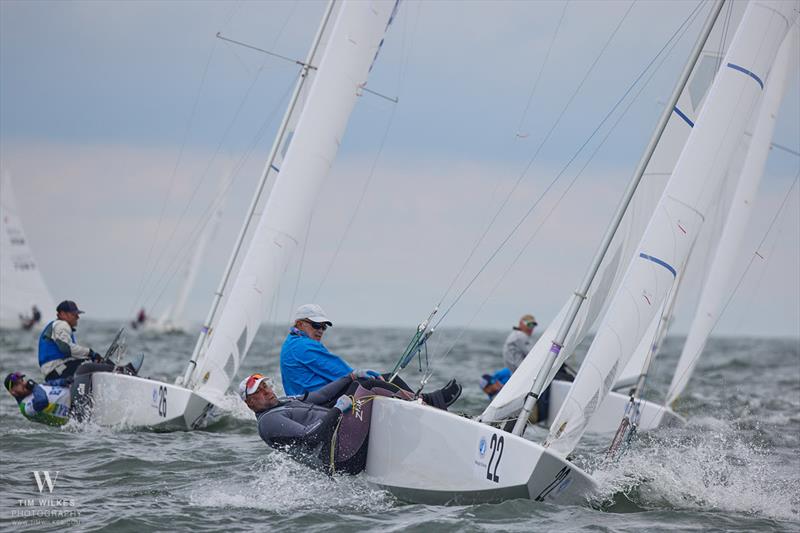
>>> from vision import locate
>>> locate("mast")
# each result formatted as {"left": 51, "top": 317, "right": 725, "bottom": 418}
{"left": 181, "top": 0, "right": 337, "bottom": 385}
{"left": 184, "top": 0, "right": 398, "bottom": 397}
{"left": 511, "top": 0, "right": 726, "bottom": 436}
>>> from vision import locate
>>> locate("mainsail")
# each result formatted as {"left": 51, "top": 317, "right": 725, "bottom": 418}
{"left": 545, "top": 0, "right": 798, "bottom": 457}
{"left": 0, "top": 172, "right": 56, "bottom": 328}
{"left": 666, "top": 24, "right": 798, "bottom": 406}
{"left": 186, "top": 0, "right": 398, "bottom": 400}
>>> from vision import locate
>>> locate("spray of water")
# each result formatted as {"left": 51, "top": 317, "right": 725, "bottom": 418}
{"left": 588, "top": 417, "right": 799, "bottom": 521}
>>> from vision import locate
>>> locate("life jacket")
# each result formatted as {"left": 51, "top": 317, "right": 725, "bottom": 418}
{"left": 38, "top": 320, "right": 74, "bottom": 367}
{"left": 18, "top": 384, "right": 71, "bottom": 426}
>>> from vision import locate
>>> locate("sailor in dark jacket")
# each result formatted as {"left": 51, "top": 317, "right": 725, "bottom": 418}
{"left": 240, "top": 372, "right": 362, "bottom": 472}
{"left": 240, "top": 370, "right": 462, "bottom": 474}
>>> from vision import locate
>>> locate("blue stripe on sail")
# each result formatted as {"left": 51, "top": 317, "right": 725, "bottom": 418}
{"left": 639, "top": 253, "right": 677, "bottom": 278}
{"left": 673, "top": 106, "right": 694, "bottom": 127}
{"left": 726, "top": 63, "right": 764, "bottom": 89}
{"left": 271, "top": 164, "right": 280, "bottom": 173}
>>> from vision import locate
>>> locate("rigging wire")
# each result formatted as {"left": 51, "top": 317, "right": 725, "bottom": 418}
{"left": 141, "top": 80, "right": 297, "bottom": 315}
{"left": 421, "top": 6, "right": 697, "bottom": 379}
{"left": 514, "top": 1, "right": 570, "bottom": 138}
{"left": 430, "top": 0, "right": 705, "bottom": 336}
{"left": 310, "top": 1, "right": 418, "bottom": 302}
{"left": 127, "top": 3, "right": 239, "bottom": 317}
{"left": 429, "top": 0, "right": 640, "bottom": 330}
{"left": 132, "top": 2, "right": 298, "bottom": 317}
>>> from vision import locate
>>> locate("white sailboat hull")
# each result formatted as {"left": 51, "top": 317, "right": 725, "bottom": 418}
{"left": 549, "top": 380, "right": 685, "bottom": 432}
{"left": 90, "top": 373, "right": 220, "bottom": 430}
{"left": 364, "top": 398, "right": 597, "bottom": 505}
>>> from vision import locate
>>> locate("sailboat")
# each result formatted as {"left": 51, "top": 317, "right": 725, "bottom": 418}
{"left": 364, "top": 0, "right": 798, "bottom": 504}
{"left": 144, "top": 172, "right": 233, "bottom": 335}
{"left": 0, "top": 171, "right": 56, "bottom": 330}
{"left": 87, "top": 0, "right": 399, "bottom": 429}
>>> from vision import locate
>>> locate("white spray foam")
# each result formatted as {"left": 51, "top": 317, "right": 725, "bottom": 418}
{"left": 189, "top": 452, "right": 394, "bottom": 514}
{"left": 590, "top": 420, "right": 799, "bottom": 521}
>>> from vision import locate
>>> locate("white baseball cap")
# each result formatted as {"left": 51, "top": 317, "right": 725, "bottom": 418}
{"left": 238, "top": 373, "right": 269, "bottom": 400}
{"left": 292, "top": 303, "right": 333, "bottom": 326}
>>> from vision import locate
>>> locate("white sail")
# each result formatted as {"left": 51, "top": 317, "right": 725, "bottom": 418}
{"left": 545, "top": 0, "right": 798, "bottom": 457}
{"left": 0, "top": 172, "right": 56, "bottom": 329}
{"left": 156, "top": 172, "right": 232, "bottom": 332}
{"left": 666, "top": 24, "right": 798, "bottom": 406}
{"left": 188, "top": 0, "right": 398, "bottom": 399}
{"left": 479, "top": 42, "right": 702, "bottom": 424}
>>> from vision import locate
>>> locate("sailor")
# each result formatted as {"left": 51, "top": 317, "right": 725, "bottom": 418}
{"left": 502, "top": 314, "right": 537, "bottom": 373}
{"left": 38, "top": 300, "right": 103, "bottom": 383}
{"left": 240, "top": 370, "right": 417, "bottom": 475}
{"left": 280, "top": 303, "right": 462, "bottom": 409}
{"left": 479, "top": 368, "right": 512, "bottom": 399}
{"left": 20, "top": 305, "right": 42, "bottom": 330}
{"left": 4, "top": 372, "right": 71, "bottom": 426}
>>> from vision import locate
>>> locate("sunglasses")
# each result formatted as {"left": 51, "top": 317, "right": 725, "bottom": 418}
{"left": 525, "top": 321, "right": 538, "bottom": 328}
{"left": 304, "top": 320, "right": 328, "bottom": 331}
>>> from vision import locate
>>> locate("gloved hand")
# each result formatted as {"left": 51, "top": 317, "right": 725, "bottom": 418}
{"left": 334, "top": 395, "right": 353, "bottom": 413}
{"left": 26, "top": 379, "right": 37, "bottom": 389}
{"left": 88, "top": 349, "right": 102, "bottom": 362}
{"left": 352, "top": 369, "right": 382, "bottom": 380}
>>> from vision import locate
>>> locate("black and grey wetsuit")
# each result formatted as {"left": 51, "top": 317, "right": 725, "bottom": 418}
{"left": 255, "top": 375, "right": 353, "bottom": 470}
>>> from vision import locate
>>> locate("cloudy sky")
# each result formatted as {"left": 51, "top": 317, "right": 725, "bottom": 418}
{"left": 1, "top": 0, "right": 798, "bottom": 337}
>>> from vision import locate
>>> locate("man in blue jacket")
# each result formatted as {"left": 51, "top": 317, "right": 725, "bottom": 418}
{"left": 38, "top": 300, "right": 103, "bottom": 382}
{"left": 280, "top": 303, "right": 461, "bottom": 409}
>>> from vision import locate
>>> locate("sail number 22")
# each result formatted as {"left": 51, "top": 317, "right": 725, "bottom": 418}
{"left": 486, "top": 433, "right": 504, "bottom": 482}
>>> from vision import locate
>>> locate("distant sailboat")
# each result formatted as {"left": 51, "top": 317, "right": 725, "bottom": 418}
{"left": 0, "top": 172, "right": 55, "bottom": 330}
{"left": 145, "top": 171, "right": 232, "bottom": 334}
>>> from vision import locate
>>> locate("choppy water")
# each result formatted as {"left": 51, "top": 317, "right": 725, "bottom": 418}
{"left": 1, "top": 321, "right": 798, "bottom": 532}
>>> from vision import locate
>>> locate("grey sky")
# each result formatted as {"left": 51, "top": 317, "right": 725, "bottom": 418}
{"left": 1, "top": 0, "right": 798, "bottom": 337}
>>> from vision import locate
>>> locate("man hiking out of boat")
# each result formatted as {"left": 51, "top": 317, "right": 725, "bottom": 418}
{"left": 5, "top": 356, "right": 142, "bottom": 425}
{"left": 5, "top": 372, "right": 71, "bottom": 426}
{"left": 503, "top": 314, "right": 537, "bottom": 373}
{"left": 280, "top": 303, "right": 462, "bottom": 409}
{"left": 38, "top": 300, "right": 104, "bottom": 383}
{"left": 241, "top": 371, "right": 419, "bottom": 474}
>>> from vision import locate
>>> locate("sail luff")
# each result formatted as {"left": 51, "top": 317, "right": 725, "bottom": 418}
{"left": 545, "top": 0, "right": 798, "bottom": 457}
{"left": 189, "top": 0, "right": 398, "bottom": 398}
{"left": 666, "top": 24, "right": 798, "bottom": 406}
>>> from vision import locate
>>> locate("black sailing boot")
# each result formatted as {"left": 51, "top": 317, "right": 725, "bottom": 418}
{"left": 421, "top": 379, "right": 462, "bottom": 410}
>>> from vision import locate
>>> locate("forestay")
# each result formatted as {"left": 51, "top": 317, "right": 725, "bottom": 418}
{"left": 0, "top": 172, "right": 55, "bottom": 328}
{"left": 666, "top": 24, "right": 799, "bottom": 406}
{"left": 187, "top": 0, "right": 398, "bottom": 400}
{"left": 545, "top": 0, "right": 799, "bottom": 458}
{"left": 479, "top": 32, "right": 705, "bottom": 423}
